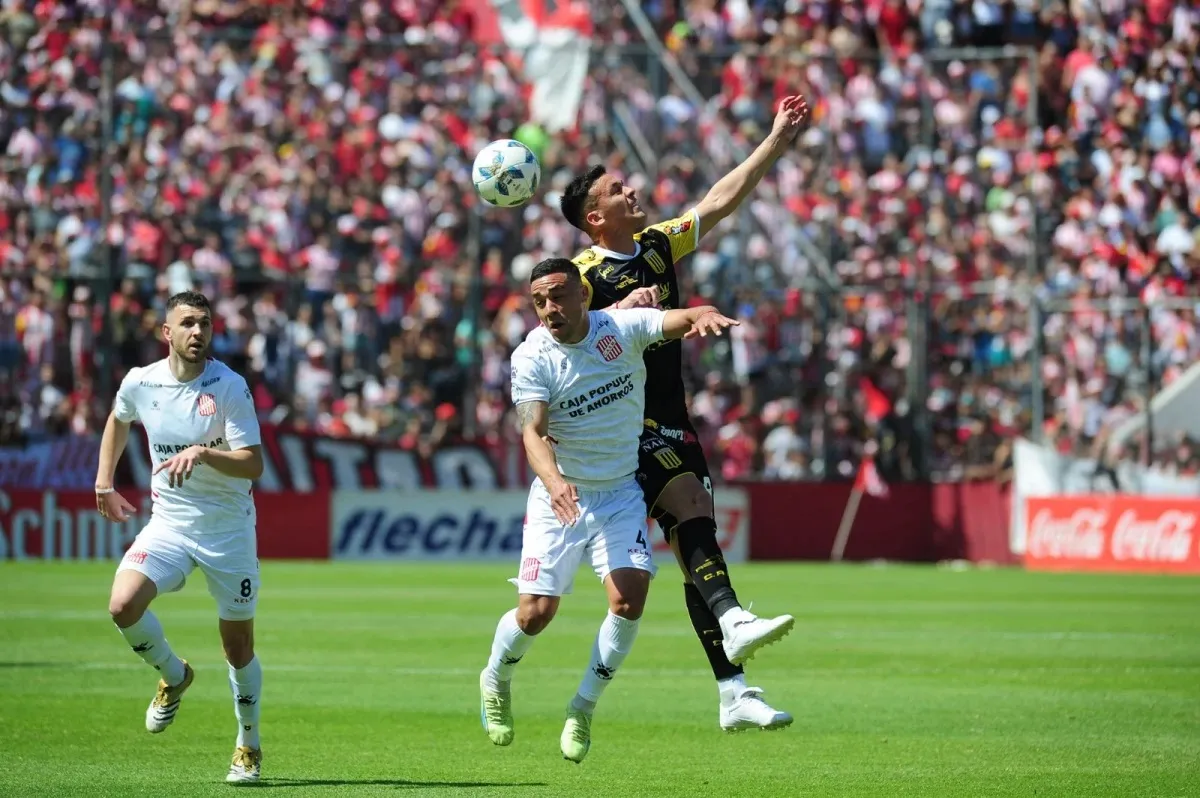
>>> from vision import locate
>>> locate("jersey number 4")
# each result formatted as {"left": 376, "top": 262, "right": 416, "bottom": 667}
{"left": 636, "top": 528, "right": 648, "bottom": 549}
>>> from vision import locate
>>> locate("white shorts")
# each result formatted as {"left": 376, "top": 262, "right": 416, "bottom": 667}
{"left": 513, "top": 477, "right": 657, "bottom": 597}
{"left": 116, "top": 518, "right": 259, "bottom": 621}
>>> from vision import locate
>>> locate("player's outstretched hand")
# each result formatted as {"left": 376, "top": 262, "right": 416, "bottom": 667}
{"left": 684, "top": 311, "right": 740, "bottom": 340}
{"left": 772, "top": 94, "right": 811, "bottom": 143}
{"left": 614, "top": 286, "right": 661, "bottom": 310}
{"left": 547, "top": 478, "right": 581, "bottom": 527}
{"left": 97, "top": 490, "right": 137, "bottom": 522}
{"left": 154, "top": 444, "right": 207, "bottom": 489}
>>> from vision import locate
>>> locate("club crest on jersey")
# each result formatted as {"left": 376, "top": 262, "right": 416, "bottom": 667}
{"left": 597, "top": 335, "right": 624, "bottom": 362}
{"left": 197, "top": 393, "right": 217, "bottom": 417}
{"left": 520, "top": 557, "right": 541, "bottom": 582}
{"left": 667, "top": 218, "right": 692, "bottom": 236}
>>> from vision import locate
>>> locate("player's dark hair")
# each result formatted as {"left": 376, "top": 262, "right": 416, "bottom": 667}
{"left": 166, "top": 290, "right": 212, "bottom": 315}
{"left": 529, "top": 257, "right": 581, "bottom": 285}
{"left": 560, "top": 164, "right": 606, "bottom": 233}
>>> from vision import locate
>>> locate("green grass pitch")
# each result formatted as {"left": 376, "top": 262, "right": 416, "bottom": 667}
{"left": 1, "top": 562, "right": 1198, "bottom": 797}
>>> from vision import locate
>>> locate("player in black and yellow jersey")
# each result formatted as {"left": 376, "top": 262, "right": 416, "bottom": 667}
{"left": 559, "top": 95, "right": 811, "bottom": 732}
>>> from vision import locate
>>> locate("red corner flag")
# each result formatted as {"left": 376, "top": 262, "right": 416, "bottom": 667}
{"left": 854, "top": 454, "right": 890, "bottom": 499}
{"left": 832, "top": 453, "right": 888, "bottom": 561}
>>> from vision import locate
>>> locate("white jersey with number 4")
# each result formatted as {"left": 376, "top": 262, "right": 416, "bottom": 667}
{"left": 510, "top": 308, "right": 666, "bottom": 486}
{"left": 114, "top": 358, "right": 261, "bottom": 534}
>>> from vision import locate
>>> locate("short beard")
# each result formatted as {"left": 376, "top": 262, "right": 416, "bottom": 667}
{"left": 175, "top": 342, "right": 206, "bottom": 362}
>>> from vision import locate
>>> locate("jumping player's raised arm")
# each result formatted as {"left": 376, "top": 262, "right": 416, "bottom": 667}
{"left": 559, "top": 96, "right": 808, "bottom": 315}
{"left": 691, "top": 95, "right": 809, "bottom": 240}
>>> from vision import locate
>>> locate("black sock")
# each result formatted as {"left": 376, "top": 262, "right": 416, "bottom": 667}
{"left": 675, "top": 517, "right": 740, "bottom": 618}
{"left": 683, "top": 582, "right": 743, "bottom": 681}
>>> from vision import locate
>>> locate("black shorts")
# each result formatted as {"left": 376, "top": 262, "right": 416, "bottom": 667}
{"left": 635, "top": 422, "right": 711, "bottom": 541}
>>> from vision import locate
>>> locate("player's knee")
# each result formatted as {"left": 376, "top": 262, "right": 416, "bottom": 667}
{"left": 109, "top": 581, "right": 154, "bottom": 627}
{"left": 108, "top": 594, "right": 147, "bottom": 628}
{"left": 658, "top": 475, "right": 711, "bottom": 522}
{"left": 516, "top": 597, "right": 558, "bottom": 635}
{"left": 608, "top": 593, "right": 646, "bottom": 621}
{"left": 605, "top": 568, "right": 650, "bottom": 620}
{"left": 109, "top": 571, "right": 156, "bottom": 627}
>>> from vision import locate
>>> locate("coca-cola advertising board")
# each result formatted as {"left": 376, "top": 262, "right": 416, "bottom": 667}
{"left": 1011, "top": 438, "right": 1200, "bottom": 556}
{"left": 1024, "top": 496, "right": 1200, "bottom": 574}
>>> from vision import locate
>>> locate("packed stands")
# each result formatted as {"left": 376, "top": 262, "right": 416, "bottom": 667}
{"left": 2, "top": 1, "right": 1199, "bottom": 483}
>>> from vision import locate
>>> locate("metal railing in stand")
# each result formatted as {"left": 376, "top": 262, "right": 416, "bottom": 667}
{"left": 95, "top": 23, "right": 117, "bottom": 403}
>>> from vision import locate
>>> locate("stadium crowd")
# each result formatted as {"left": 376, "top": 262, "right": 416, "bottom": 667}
{"left": 2, "top": 0, "right": 1199, "bottom": 483}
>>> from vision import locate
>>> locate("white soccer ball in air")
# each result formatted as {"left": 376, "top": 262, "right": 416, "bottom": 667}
{"left": 472, "top": 139, "right": 541, "bottom": 208}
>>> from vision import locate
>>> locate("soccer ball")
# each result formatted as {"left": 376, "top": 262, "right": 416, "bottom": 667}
{"left": 472, "top": 139, "right": 541, "bottom": 208}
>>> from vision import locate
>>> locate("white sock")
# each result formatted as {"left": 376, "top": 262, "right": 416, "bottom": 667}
{"left": 718, "top": 673, "right": 748, "bottom": 705}
{"left": 117, "top": 612, "right": 186, "bottom": 685}
{"left": 484, "top": 609, "right": 536, "bottom": 691}
{"left": 574, "top": 611, "right": 640, "bottom": 706}
{"left": 229, "top": 657, "right": 263, "bottom": 749}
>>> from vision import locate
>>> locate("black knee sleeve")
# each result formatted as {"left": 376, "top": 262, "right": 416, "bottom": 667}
{"left": 675, "top": 517, "right": 739, "bottom": 618}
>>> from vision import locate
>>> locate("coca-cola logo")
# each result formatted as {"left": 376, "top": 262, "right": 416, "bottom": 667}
{"left": 1028, "top": 504, "right": 1199, "bottom": 564}
{"left": 1027, "top": 508, "right": 1107, "bottom": 560}
{"left": 1111, "top": 509, "right": 1196, "bottom": 562}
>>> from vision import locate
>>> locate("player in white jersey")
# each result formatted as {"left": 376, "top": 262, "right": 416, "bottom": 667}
{"left": 95, "top": 291, "right": 265, "bottom": 784}
{"left": 479, "top": 258, "right": 739, "bottom": 763}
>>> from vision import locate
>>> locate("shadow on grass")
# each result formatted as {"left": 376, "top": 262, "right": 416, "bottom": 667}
{"left": 0, "top": 661, "right": 59, "bottom": 668}
{"left": 252, "top": 778, "right": 550, "bottom": 790}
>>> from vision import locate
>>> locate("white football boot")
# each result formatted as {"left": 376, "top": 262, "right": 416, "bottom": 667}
{"left": 720, "top": 608, "right": 795, "bottom": 666}
{"left": 720, "top": 686, "right": 794, "bottom": 732}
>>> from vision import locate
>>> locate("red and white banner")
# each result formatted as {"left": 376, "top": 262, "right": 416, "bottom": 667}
{"left": 3, "top": 481, "right": 1033, "bottom": 565}
{"left": 0, "top": 488, "right": 331, "bottom": 561}
{"left": 1024, "top": 496, "right": 1200, "bottom": 574}
{"left": 0, "top": 489, "right": 150, "bottom": 560}
{"left": 469, "top": 0, "right": 592, "bottom": 132}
